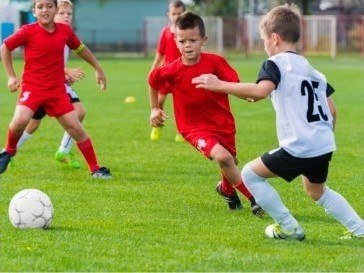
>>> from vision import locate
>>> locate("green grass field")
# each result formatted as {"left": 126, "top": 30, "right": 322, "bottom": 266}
{"left": 0, "top": 55, "right": 363, "bottom": 271}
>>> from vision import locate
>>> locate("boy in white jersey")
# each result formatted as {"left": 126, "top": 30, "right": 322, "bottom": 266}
{"left": 16, "top": 0, "right": 85, "bottom": 169}
{"left": 192, "top": 4, "right": 364, "bottom": 240}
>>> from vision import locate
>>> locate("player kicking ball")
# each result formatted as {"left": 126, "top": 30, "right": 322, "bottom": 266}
{"left": 192, "top": 4, "right": 364, "bottom": 240}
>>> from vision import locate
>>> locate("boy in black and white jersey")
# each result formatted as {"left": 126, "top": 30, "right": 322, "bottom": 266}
{"left": 192, "top": 4, "right": 364, "bottom": 240}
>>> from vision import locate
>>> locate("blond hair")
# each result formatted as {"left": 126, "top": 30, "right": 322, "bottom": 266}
{"left": 259, "top": 4, "right": 301, "bottom": 43}
{"left": 58, "top": 0, "right": 73, "bottom": 8}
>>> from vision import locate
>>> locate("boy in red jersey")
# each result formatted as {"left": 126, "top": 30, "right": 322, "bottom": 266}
{"left": 148, "top": 11, "right": 263, "bottom": 216}
{"left": 16, "top": 0, "right": 85, "bottom": 169}
{"left": 0, "top": 0, "right": 111, "bottom": 179}
{"left": 149, "top": 0, "right": 185, "bottom": 142}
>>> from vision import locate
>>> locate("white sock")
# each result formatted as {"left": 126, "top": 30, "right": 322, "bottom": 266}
{"left": 17, "top": 131, "right": 32, "bottom": 148}
{"left": 242, "top": 164, "right": 300, "bottom": 231}
{"left": 317, "top": 187, "right": 364, "bottom": 235}
{"left": 58, "top": 132, "right": 73, "bottom": 153}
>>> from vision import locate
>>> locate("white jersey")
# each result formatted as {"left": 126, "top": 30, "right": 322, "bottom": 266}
{"left": 63, "top": 46, "right": 79, "bottom": 100}
{"left": 259, "top": 52, "right": 336, "bottom": 158}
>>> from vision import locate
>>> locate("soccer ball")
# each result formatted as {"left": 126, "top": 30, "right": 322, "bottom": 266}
{"left": 8, "top": 189, "right": 54, "bottom": 229}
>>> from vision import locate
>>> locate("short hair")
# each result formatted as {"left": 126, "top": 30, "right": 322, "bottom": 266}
{"left": 169, "top": 0, "right": 186, "bottom": 12}
{"left": 58, "top": 0, "right": 73, "bottom": 8}
{"left": 33, "top": 0, "right": 58, "bottom": 8}
{"left": 259, "top": 4, "right": 301, "bottom": 43}
{"left": 175, "top": 11, "right": 206, "bottom": 37}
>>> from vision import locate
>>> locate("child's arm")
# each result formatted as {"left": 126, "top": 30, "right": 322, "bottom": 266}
{"left": 0, "top": 44, "right": 20, "bottom": 92}
{"left": 75, "top": 46, "right": 106, "bottom": 90}
{"left": 192, "top": 74, "right": 275, "bottom": 101}
{"left": 327, "top": 97, "right": 337, "bottom": 131}
{"left": 149, "top": 86, "right": 167, "bottom": 127}
{"left": 150, "top": 53, "right": 165, "bottom": 71}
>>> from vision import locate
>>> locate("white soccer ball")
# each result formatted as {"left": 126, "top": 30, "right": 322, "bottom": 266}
{"left": 8, "top": 189, "right": 54, "bottom": 229}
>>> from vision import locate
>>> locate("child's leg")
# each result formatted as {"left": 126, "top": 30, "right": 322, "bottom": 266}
{"left": 17, "top": 119, "right": 41, "bottom": 148}
{"left": 56, "top": 111, "right": 99, "bottom": 172}
{"left": 6, "top": 106, "right": 34, "bottom": 155}
{"left": 242, "top": 160, "right": 300, "bottom": 231}
{"left": 210, "top": 144, "right": 252, "bottom": 199}
{"left": 57, "top": 101, "right": 86, "bottom": 153}
{"left": 303, "top": 177, "right": 364, "bottom": 236}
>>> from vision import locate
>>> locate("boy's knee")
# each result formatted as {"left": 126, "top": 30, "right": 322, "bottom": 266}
{"left": 241, "top": 164, "right": 265, "bottom": 187}
{"left": 214, "top": 152, "right": 233, "bottom": 167}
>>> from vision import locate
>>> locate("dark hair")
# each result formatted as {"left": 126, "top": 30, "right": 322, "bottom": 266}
{"left": 175, "top": 11, "right": 206, "bottom": 37}
{"left": 32, "top": 0, "right": 58, "bottom": 8}
{"left": 169, "top": 0, "right": 186, "bottom": 11}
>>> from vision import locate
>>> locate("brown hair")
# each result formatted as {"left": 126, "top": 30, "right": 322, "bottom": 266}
{"left": 259, "top": 4, "right": 301, "bottom": 43}
{"left": 169, "top": 0, "right": 186, "bottom": 12}
{"left": 33, "top": 0, "right": 58, "bottom": 8}
{"left": 175, "top": 11, "right": 205, "bottom": 37}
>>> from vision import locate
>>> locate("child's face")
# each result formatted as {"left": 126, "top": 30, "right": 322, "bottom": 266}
{"left": 175, "top": 26, "right": 207, "bottom": 64}
{"left": 261, "top": 31, "right": 275, "bottom": 57}
{"left": 33, "top": 0, "right": 57, "bottom": 26}
{"left": 168, "top": 6, "right": 185, "bottom": 26}
{"left": 55, "top": 5, "right": 73, "bottom": 26}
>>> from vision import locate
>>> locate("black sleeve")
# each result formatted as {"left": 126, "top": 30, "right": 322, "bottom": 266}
{"left": 256, "top": 60, "right": 281, "bottom": 89}
{"left": 326, "top": 82, "right": 335, "bottom": 97}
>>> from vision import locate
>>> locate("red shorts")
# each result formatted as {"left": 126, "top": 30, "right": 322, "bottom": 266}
{"left": 17, "top": 88, "right": 74, "bottom": 117}
{"left": 183, "top": 131, "right": 236, "bottom": 159}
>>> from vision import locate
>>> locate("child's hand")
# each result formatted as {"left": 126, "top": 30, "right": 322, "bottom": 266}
{"left": 96, "top": 70, "right": 107, "bottom": 91}
{"left": 65, "top": 67, "right": 85, "bottom": 84}
{"left": 150, "top": 108, "right": 168, "bottom": 127}
{"left": 8, "top": 76, "right": 20, "bottom": 92}
{"left": 192, "top": 74, "right": 221, "bottom": 91}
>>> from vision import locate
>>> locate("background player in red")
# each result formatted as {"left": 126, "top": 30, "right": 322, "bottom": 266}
{"left": 148, "top": 11, "right": 263, "bottom": 216}
{"left": 0, "top": 0, "right": 111, "bottom": 179}
{"left": 149, "top": 0, "right": 186, "bottom": 142}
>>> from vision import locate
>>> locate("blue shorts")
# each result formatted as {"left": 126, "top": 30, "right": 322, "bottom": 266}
{"left": 261, "top": 148, "right": 332, "bottom": 183}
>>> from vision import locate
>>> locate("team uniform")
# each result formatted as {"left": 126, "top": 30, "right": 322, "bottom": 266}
{"left": 256, "top": 52, "right": 336, "bottom": 183}
{"left": 32, "top": 47, "right": 81, "bottom": 120}
{"left": 149, "top": 52, "right": 239, "bottom": 157}
{"left": 155, "top": 26, "right": 181, "bottom": 95}
{"left": 4, "top": 22, "right": 83, "bottom": 117}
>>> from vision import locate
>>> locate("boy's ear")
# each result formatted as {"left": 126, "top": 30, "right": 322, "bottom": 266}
{"left": 202, "top": 36, "right": 208, "bottom": 46}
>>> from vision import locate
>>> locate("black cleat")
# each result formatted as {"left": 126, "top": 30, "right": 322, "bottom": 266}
{"left": 0, "top": 151, "right": 12, "bottom": 174}
{"left": 91, "top": 167, "right": 112, "bottom": 179}
{"left": 216, "top": 181, "right": 242, "bottom": 210}
{"left": 250, "top": 197, "right": 265, "bottom": 217}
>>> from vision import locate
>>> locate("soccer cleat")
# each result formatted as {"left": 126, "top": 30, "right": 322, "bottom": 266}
{"left": 340, "top": 231, "right": 364, "bottom": 240}
{"left": 91, "top": 167, "right": 112, "bottom": 179}
{"left": 265, "top": 223, "right": 306, "bottom": 241}
{"left": 250, "top": 202, "right": 265, "bottom": 217}
{"left": 68, "top": 151, "right": 81, "bottom": 169}
{"left": 150, "top": 127, "right": 162, "bottom": 141}
{"left": 0, "top": 151, "right": 12, "bottom": 174}
{"left": 55, "top": 150, "right": 81, "bottom": 169}
{"left": 216, "top": 181, "right": 242, "bottom": 210}
{"left": 175, "top": 134, "right": 185, "bottom": 142}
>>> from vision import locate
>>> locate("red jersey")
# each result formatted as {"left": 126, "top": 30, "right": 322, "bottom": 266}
{"left": 149, "top": 53, "right": 239, "bottom": 136}
{"left": 157, "top": 26, "right": 181, "bottom": 64}
{"left": 4, "top": 22, "right": 82, "bottom": 94}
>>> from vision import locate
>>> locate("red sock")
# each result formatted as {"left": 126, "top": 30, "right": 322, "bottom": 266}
{"left": 76, "top": 138, "right": 99, "bottom": 172}
{"left": 5, "top": 129, "right": 22, "bottom": 156}
{"left": 235, "top": 181, "right": 253, "bottom": 200}
{"left": 221, "top": 175, "right": 236, "bottom": 196}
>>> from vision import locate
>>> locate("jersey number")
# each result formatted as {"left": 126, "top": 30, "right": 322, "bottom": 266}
{"left": 301, "top": 80, "right": 328, "bottom": 122}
